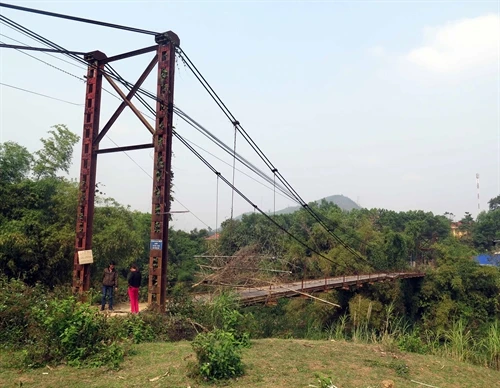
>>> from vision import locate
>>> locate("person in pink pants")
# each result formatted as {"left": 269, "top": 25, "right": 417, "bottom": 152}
{"left": 127, "top": 264, "right": 141, "bottom": 314}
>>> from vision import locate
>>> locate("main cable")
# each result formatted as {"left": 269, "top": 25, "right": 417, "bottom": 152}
{"left": 2, "top": 15, "right": 365, "bottom": 262}
{"left": 0, "top": 38, "right": 86, "bottom": 82}
{"left": 176, "top": 47, "right": 366, "bottom": 261}
{"left": 0, "top": 2, "right": 158, "bottom": 35}
{"left": 104, "top": 57, "right": 365, "bottom": 262}
{"left": 2, "top": 31, "right": 291, "bottom": 207}
{"left": 101, "top": 64, "right": 359, "bottom": 269}
{"left": 103, "top": 62, "right": 299, "bottom": 203}
{"left": 173, "top": 131, "right": 341, "bottom": 266}
{"left": 0, "top": 24, "right": 212, "bottom": 231}
{"left": 103, "top": 137, "right": 212, "bottom": 229}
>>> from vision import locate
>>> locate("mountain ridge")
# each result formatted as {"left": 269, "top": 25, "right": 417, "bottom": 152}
{"left": 237, "top": 194, "right": 361, "bottom": 219}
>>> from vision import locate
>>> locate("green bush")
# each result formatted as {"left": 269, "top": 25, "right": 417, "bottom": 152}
{"left": 397, "top": 330, "right": 429, "bottom": 354}
{"left": 198, "top": 292, "right": 253, "bottom": 348}
{"left": 0, "top": 277, "right": 46, "bottom": 347}
{"left": 107, "top": 314, "right": 155, "bottom": 344}
{"left": 191, "top": 329, "right": 245, "bottom": 381}
{"left": 21, "top": 296, "right": 127, "bottom": 368}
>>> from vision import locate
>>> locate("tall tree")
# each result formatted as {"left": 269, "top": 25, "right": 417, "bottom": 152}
{"left": 0, "top": 141, "right": 33, "bottom": 184}
{"left": 488, "top": 195, "right": 500, "bottom": 211}
{"left": 33, "top": 124, "right": 80, "bottom": 178}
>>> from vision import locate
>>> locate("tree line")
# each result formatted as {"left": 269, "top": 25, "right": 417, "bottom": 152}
{"left": 1, "top": 125, "right": 500, "bottom": 336}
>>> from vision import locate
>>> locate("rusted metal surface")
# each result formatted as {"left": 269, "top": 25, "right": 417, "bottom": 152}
{"left": 148, "top": 32, "right": 179, "bottom": 311}
{"left": 102, "top": 73, "right": 156, "bottom": 134}
{"left": 104, "top": 45, "right": 158, "bottom": 63}
{"left": 94, "top": 54, "right": 158, "bottom": 145}
{"left": 95, "top": 143, "right": 154, "bottom": 154}
{"left": 237, "top": 271, "right": 425, "bottom": 306}
{"left": 73, "top": 53, "right": 105, "bottom": 294}
{"left": 73, "top": 35, "right": 179, "bottom": 306}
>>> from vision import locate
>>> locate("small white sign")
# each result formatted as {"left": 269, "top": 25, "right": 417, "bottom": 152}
{"left": 78, "top": 250, "right": 94, "bottom": 265}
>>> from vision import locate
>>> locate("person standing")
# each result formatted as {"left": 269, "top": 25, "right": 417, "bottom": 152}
{"left": 101, "top": 261, "right": 118, "bottom": 311}
{"left": 127, "top": 264, "right": 141, "bottom": 314}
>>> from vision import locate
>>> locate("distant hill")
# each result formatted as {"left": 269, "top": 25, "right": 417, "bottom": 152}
{"left": 237, "top": 194, "right": 360, "bottom": 219}
{"left": 274, "top": 195, "right": 361, "bottom": 216}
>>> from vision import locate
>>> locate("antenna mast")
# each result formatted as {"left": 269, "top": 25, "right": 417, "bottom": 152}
{"left": 476, "top": 173, "right": 480, "bottom": 212}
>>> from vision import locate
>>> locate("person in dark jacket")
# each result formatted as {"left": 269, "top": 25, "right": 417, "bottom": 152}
{"left": 101, "top": 261, "right": 118, "bottom": 311}
{"left": 127, "top": 264, "right": 141, "bottom": 314}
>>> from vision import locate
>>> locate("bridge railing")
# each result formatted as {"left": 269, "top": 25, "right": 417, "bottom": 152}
{"left": 262, "top": 270, "right": 424, "bottom": 293}
{"left": 296, "top": 270, "right": 424, "bottom": 292}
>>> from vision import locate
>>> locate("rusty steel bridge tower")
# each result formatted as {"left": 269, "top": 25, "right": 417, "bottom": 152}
{"left": 72, "top": 31, "right": 179, "bottom": 312}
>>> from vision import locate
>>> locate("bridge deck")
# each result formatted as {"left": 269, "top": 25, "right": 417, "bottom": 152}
{"left": 235, "top": 272, "right": 424, "bottom": 305}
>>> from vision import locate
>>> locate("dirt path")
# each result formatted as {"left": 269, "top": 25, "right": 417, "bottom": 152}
{"left": 98, "top": 302, "right": 148, "bottom": 317}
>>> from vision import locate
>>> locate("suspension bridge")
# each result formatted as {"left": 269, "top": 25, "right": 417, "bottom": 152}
{"left": 0, "top": 3, "right": 426, "bottom": 311}
{"left": 195, "top": 271, "right": 425, "bottom": 306}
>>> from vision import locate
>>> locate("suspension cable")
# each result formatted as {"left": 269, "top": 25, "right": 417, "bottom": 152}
{"left": 173, "top": 130, "right": 361, "bottom": 270}
{"left": 230, "top": 121, "right": 238, "bottom": 220}
{"left": 1, "top": 17, "right": 366, "bottom": 260}
{"left": 0, "top": 2, "right": 158, "bottom": 35}
{"left": 176, "top": 46, "right": 367, "bottom": 262}
{"left": 215, "top": 173, "right": 220, "bottom": 241}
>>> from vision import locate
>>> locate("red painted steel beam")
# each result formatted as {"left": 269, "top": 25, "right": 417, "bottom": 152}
{"left": 95, "top": 143, "right": 153, "bottom": 154}
{"left": 102, "top": 73, "right": 155, "bottom": 134}
{"left": 148, "top": 31, "right": 179, "bottom": 312}
{"left": 73, "top": 52, "right": 105, "bottom": 294}
{"left": 94, "top": 54, "right": 158, "bottom": 145}
{"left": 104, "top": 45, "right": 158, "bottom": 63}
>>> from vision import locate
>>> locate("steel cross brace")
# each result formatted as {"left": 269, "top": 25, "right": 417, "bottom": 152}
{"left": 73, "top": 33, "right": 179, "bottom": 315}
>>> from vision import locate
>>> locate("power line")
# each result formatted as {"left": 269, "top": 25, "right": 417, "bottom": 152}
{"left": 0, "top": 43, "right": 86, "bottom": 55}
{"left": 0, "top": 38, "right": 86, "bottom": 82}
{"left": 0, "top": 33, "right": 86, "bottom": 69}
{"left": 0, "top": 2, "right": 158, "bottom": 35}
{"left": 0, "top": 82, "right": 83, "bottom": 106}
{"left": 0, "top": 28, "right": 129, "bottom": 104}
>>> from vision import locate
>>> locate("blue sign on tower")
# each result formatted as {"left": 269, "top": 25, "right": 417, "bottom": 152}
{"left": 150, "top": 239, "right": 163, "bottom": 250}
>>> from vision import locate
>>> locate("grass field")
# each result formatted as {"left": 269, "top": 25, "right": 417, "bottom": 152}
{"left": 1, "top": 339, "right": 499, "bottom": 388}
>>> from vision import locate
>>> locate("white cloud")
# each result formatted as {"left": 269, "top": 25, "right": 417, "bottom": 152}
{"left": 405, "top": 14, "right": 499, "bottom": 73}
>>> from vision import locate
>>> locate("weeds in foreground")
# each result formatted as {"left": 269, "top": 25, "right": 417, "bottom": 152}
{"left": 323, "top": 300, "right": 500, "bottom": 371}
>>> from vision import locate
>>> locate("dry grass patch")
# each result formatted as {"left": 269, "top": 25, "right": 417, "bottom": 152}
{"left": 1, "top": 339, "right": 499, "bottom": 387}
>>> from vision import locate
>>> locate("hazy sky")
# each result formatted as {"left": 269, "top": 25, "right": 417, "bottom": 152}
{"left": 1, "top": 1, "right": 499, "bottom": 232}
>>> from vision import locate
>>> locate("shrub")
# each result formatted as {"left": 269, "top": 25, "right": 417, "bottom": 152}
{"left": 397, "top": 330, "right": 429, "bottom": 354}
{"left": 107, "top": 314, "right": 155, "bottom": 344}
{"left": 191, "top": 329, "right": 244, "bottom": 381}
{"left": 0, "top": 277, "right": 46, "bottom": 347}
{"left": 21, "top": 296, "right": 127, "bottom": 368}
{"left": 199, "top": 292, "right": 253, "bottom": 348}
